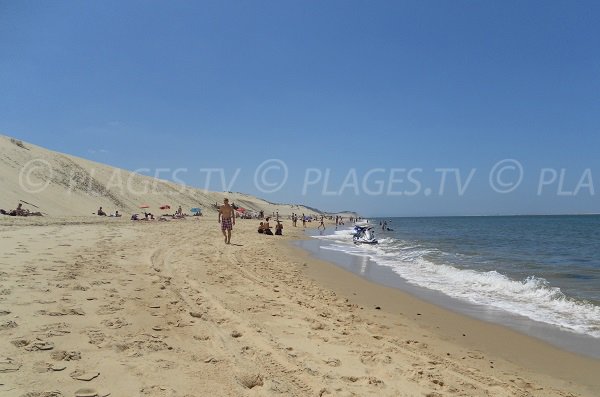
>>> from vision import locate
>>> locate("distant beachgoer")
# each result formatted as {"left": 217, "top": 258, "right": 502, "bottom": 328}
{"left": 98, "top": 207, "right": 106, "bottom": 216}
{"left": 318, "top": 216, "right": 325, "bottom": 230}
{"left": 263, "top": 217, "right": 273, "bottom": 235}
{"left": 218, "top": 198, "right": 235, "bottom": 244}
{"left": 143, "top": 212, "right": 155, "bottom": 220}
{"left": 258, "top": 222, "right": 264, "bottom": 234}
{"left": 275, "top": 221, "right": 283, "bottom": 236}
{"left": 302, "top": 213, "right": 306, "bottom": 228}
{"left": 15, "top": 203, "right": 31, "bottom": 216}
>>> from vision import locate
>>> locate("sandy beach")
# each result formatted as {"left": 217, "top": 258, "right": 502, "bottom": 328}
{"left": 4, "top": 2, "right": 600, "bottom": 396}
{"left": 1, "top": 216, "right": 598, "bottom": 397}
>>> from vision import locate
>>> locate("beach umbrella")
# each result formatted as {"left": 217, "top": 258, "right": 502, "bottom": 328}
{"left": 140, "top": 204, "right": 150, "bottom": 209}
{"left": 191, "top": 208, "right": 201, "bottom": 213}
{"left": 236, "top": 207, "right": 246, "bottom": 213}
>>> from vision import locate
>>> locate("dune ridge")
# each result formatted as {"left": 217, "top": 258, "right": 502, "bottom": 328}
{"left": 0, "top": 135, "right": 354, "bottom": 218}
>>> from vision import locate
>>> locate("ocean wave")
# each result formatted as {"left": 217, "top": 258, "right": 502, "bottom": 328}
{"left": 312, "top": 228, "right": 600, "bottom": 338}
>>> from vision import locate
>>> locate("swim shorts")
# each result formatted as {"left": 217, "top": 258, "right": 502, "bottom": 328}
{"left": 221, "top": 218, "right": 233, "bottom": 231}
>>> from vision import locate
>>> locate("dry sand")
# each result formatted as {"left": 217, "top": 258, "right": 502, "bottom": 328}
{"left": 1, "top": 216, "right": 599, "bottom": 397}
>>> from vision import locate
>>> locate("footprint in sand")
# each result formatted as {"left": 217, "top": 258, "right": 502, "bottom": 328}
{"left": 231, "top": 330, "right": 243, "bottom": 338}
{"left": 33, "top": 361, "right": 67, "bottom": 373}
{"left": 37, "top": 307, "right": 85, "bottom": 316}
{"left": 50, "top": 350, "right": 81, "bottom": 361}
{"left": 12, "top": 338, "right": 54, "bottom": 351}
{"left": 467, "top": 351, "right": 485, "bottom": 360}
{"left": 74, "top": 388, "right": 97, "bottom": 397}
{"left": 35, "top": 322, "right": 71, "bottom": 337}
{"left": 155, "top": 359, "right": 178, "bottom": 369}
{"left": 75, "top": 388, "right": 111, "bottom": 397}
{"left": 85, "top": 329, "right": 106, "bottom": 345}
{"left": 236, "top": 372, "right": 264, "bottom": 390}
{"left": 101, "top": 317, "right": 129, "bottom": 329}
{"left": 0, "top": 357, "right": 21, "bottom": 373}
{"left": 19, "top": 392, "right": 64, "bottom": 397}
{"left": 0, "top": 320, "right": 18, "bottom": 330}
{"left": 139, "top": 385, "right": 179, "bottom": 396}
{"left": 359, "top": 351, "right": 392, "bottom": 365}
{"left": 511, "top": 378, "right": 535, "bottom": 389}
{"left": 70, "top": 369, "right": 100, "bottom": 381}
{"left": 113, "top": 334, "right": 171, "bottom": 356}
{"left": 323, "top": 358, "right": 341, "bottom": 367}
{"left": 341, "top": 375, "right": 384, "bottom": 387}
{"left": 27, "top": 340, "right": 55, "bottom": 351}
{"left": 96, "top": 303, "right": 124, "bottom": 315}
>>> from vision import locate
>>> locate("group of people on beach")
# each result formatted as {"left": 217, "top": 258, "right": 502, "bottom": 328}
{"left": 257, "top": 217, "right": 283, "bottom": 236}
{"left": 0, "top": 203, "right": 43, "bottom": 217}
{"left": 96, "top": 204, "right": 202, "bottom": 221}
{"left": 89, "top": 198, "right": 346, "bottom": 247}
{"left": 218, "top": 198, "right": 289, "bottom": 243}
{"left": 97, "top": 207, "right": 121, "bottom": 217}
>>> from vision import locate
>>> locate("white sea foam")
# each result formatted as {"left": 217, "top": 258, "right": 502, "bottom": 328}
{"left": 313, "top": 228, "right": 600, "bottom": 338}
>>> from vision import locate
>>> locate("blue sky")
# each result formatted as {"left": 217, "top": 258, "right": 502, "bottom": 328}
{"left": 1, "top": 1, "right": 599, "bottom": 216}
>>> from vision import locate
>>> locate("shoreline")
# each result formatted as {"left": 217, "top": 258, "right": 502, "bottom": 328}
{"left": 295, "top": 232, "right": 600, "bottom": 360}
{"left": 286, "top": 237, "right": 600, "bottom": 388}
{"left": 1, "top": 217, "right": 599, "bottom": 396}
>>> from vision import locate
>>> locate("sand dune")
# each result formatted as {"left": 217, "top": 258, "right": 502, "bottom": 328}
{"left": 0, "top": 135, "right": 351, "bottom": 218}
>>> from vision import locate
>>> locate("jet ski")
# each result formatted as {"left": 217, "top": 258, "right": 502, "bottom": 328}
{"left": 353, "top": 225, "right": 378, "bottom": 245}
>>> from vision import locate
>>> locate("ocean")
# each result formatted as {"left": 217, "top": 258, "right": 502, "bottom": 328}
{"left": 299, "top": 215, "right": 600, "bottom": 354}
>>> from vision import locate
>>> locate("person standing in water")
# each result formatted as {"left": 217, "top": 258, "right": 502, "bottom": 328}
{"left": 318, "top": 215, "right": 326, "bottom": 231}
{"left": 218, "top": 198, "right": 236, "bottom": 244}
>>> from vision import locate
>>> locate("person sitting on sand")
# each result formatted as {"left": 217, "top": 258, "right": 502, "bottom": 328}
{"left": 275, "top": 221, "right": 283, "bottom": 236}
{"left": 15, "top": 203, "right": 27, "bottom": 216}
{"left": 263, "top": 217, "right": 273, "bottom": 235}
{"left": 97, "top": 207, "right": 106, "bottom": 216}
{"left": 258, "top": 222, "right": 264, "bottom": 234}
{"left": 115, "top": 210, "right": 121, "bottom": 217}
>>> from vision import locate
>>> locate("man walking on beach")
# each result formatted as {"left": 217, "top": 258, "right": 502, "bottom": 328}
{"left": 218, "top": 198, "right": 235, "bottom": 244}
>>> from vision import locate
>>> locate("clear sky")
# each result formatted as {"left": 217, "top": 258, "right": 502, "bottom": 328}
{"left": 1, "top": 1, "right": 599, "bottom": 216}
